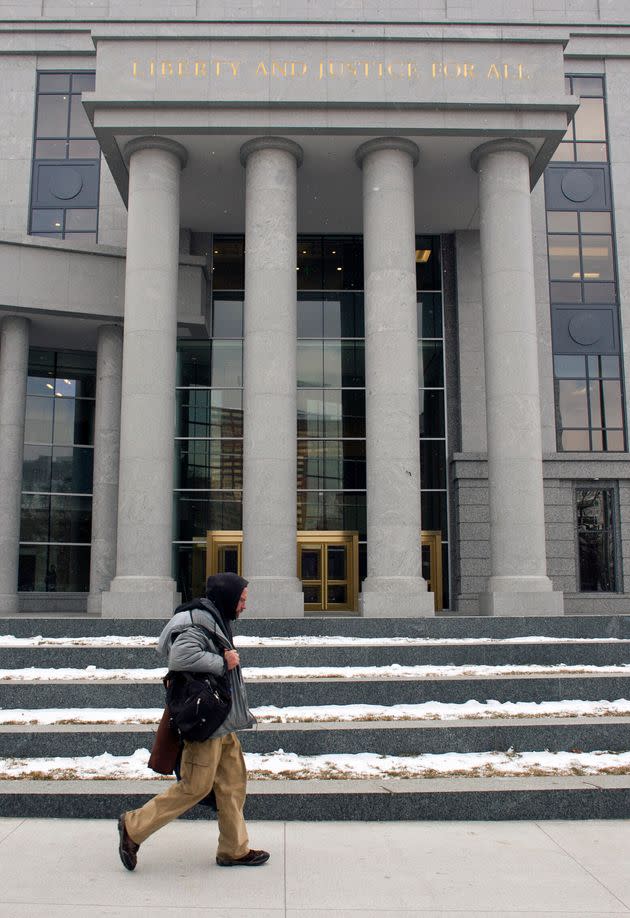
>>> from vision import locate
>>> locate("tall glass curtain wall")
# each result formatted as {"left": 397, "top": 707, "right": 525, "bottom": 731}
{"left": 546, "top": 76, "right": 626, "bottom": 452}
{"left": 174, "top": 235, "right": 448, "bottom": 606}
{"left": 18, "top": 349, "right": 96, "bottom": 592}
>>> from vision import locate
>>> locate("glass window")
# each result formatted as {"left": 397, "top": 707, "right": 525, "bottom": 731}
{"left": 177, "top": 389, "right": 242, "bottom": 439}
{"left": 212, "top": 239, "right": 244, "bottom": 289}
{"left": 602, "top": 380, "right": 624, "bottom": 428}
{"left": 576, "top": 142, "right": 608, "bottom": 162}
{"left": 420, "top": 440, "right": 447, "bottom": 490}
{"left": 211, "top": 341, "right": 242, "bottom": 387}
{"left": 297, "top": 390, "right": 324, "bottom": 437}
{"left": 36, "top": 94, "right": 69, "bottom": 137}
{"left": 323, "top": 341, "right": 365, "bottom": 388}
{"left": 31, "top": 210, "right": 64, "bottom": 233}
{"left": 69, "top": 93, "right": 92, "bottom": 137}
{"left": 297, "top": 239, "right": 324, "bottom": 289}
{"left": 298, "top": 341, "right": 324, "bottom": 387}
{"left": 22, "top": 444, "right": 53, "bottom": 491}
{"left": 25, "top": 396, "right": 54, "bottom": 443}
{"left": 554, "top": 355, "right": 586, "bottom": 378}
{"left": 65, "top": 209, "right": 97, "bottom": 232}
{"left": 417, "top": 292, "right": 443, "bottom": 338}
{"left": 561, "top": 429, "right": 590, "bottom": 450}
{"left": 582, "top": 235, "right": 614, "bottom": 281}
{"left": 549, "top": 281, "right": 582, "bottom": 303}
{"left": 583, "top": 282, "right": 616, "bottom": 304}
{"left": 297, "top": 297, "right": 324, "bottom": 337}
{"left": 49, "top": 494, "right": 92, "bottom": 542}
{"left": 68, "top": 139, "right": 100, "bottom": 159}
{"left": 576, "top": 487, "right": 617, "bottom": 591}
{"left": 52, "top": 397, "right": 94, "bottom": 445}
{"left": 71, "top": 72, "right": 95, "bottom": 93}
{"left": 419, "top": 341, "right": 444, "bottom": 388}
{"left": 213, "top": 297, "right": 243, "bottom": 338}
{"left": 50, "top": 446, "right": 93, "bottom": 493}
{"left": 547, "top": 212, "right": 578, "bottom": 233}
{"left": 580, "top": 212, "right": 611, "bottom": 234}
{"left": 35, "top": 139, "right": 67, "bottom": 159}
{"left": 416, "top": 237, "right": 441, "bottom": 290}
{"left": 176, "top": 439, "right": 242, "bottom": 490}
{"left": 548, "top": 235, "right": 580, "bottom": 280}
{"left": 571, "top": 77, "right": 604, "bottom": 97}
{"left": 557, "top": 379, "right": 589, "bottom": 428}
{"left": 39, "top": 73, "right": 71, "bottom": 93}
{"left": 573, "top": 98, "right": 606, "bottom": 141}
{"left": 178, "top": 344, "right": 211, "bottom": 387}
{"left": 18, "top": 544, "right": 90, "bottom": 592}
{"left": 421, "top": 491, "right": 448, "bottom": 536}
{"left": 420, "top": 389, "right": 445, "bottom": 437}
{"left": 176, "top": 491, "right": 243, "bottom": 540}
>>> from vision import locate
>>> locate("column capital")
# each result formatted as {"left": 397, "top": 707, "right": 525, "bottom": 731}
{"left": 470, "top": 138, "right": 536, "bottom": 173}
{"left": 123, "top": 136, "right": 188, "bottom": 170}
{"left": 240, "top": 136, "right": 304, "bottom": 167}
{"left": 355, "top": 136, "right": 420, "bottom": 168}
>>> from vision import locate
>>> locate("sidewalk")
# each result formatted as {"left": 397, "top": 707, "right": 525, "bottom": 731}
{"left": 1, "top": 817, "right": 629, "bottom": 916}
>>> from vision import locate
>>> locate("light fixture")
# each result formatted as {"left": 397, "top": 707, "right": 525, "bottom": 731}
{"left": 46, "top": 382, "right": 54, "bottom": 389}
{"left": 64, "top": 379, "right": 71, "bottom": 385}
{"left": 571, "top": 272, "right": 601, "bottom": 279}
{"left": 54, "top": 223, "right": 61, "bottom": 228}
{"left": 336, "top": 267, "right": 342, "bottom": 271}
{"left": 415, "top": 249, "right": 431, "bottom": 263}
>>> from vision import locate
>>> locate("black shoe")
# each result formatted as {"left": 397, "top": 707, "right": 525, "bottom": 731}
{"left": 216, "top": 849, "right": 270, "bottom": 867}
{"left": 117, "top": 814, "right": 140, "bottom": 871}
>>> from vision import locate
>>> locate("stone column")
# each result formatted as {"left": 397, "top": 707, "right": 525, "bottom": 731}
{"left": 87, "top": 324, "right": 123, "bottom": 615}
{"left": 102, "top": 137, "right": 187, "bottom": 618}
{"left": 0, "top": 316, "right": 29, "bottom": 616}
{"left": 356, "top": 138, "right": 434, "bottom": 617}
{"left": 240, "top": 137, "right": 305, "bottom": 617}
{"left": 471, "top": 139, "right": 563, "bottom": 615}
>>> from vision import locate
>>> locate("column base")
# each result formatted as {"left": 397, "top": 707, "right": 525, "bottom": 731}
{"left": 478, "top": 578, "right": 564, "bottom": 616}
{"left": 0, "top": 593, "right": 18, "bottom": 616}
{"left": 101, "top": 576, "right": 181, "bottom": 618}
{"left": 86, "top": 592, "right": 104, "bottom": 616}
{"left": 245, "top": 577, "right": 305, "bottom": 618}
{"left": 360, "top": 577, "right": 435, "bottom": 618}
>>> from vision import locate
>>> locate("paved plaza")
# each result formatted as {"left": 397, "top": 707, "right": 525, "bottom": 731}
{"left": 0, "top": 817, "right": 629, "bottom": 916}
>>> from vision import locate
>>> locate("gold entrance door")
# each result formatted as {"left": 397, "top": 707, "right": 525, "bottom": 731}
{"left": 206, "top": 530, "right": 359, "bottom": 612}
{"left": 206, "top": 531, "right": 242, "bottom": 578}
{"left": 298, "top": 532, "right": 359, "bottom": 613}
{"left": 421, "top": 530, "right": 443, "bottom": 612}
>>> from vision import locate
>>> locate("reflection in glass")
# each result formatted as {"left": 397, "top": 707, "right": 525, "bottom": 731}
{"left": 576, "top": 488, "right": 616, "bottom": 591}
{"left": 582, "top": 235, "right": 614, "bottom": 281}
{"left": 549, "top": 281, "right": 582, "bottom": 303}
{"left": 583, "top": 282, "right": 615, "bottom": 303}
{"left": 547, "top": 212, "right": 578, "bottom": 233}
{"left": 22, "top": 444, "right": 53, "bottom": 491}
{"left": 301, "top": 549, "right": 321, "bottom": 580}
{"left": 327, "top": 545, "right": 346, "bottom": 580}
{"left": 177, "top": 389, "right": 243, "bottom": 438}
{"left": 297, "top": 440, "right": 366, "bottom": 490}
{"left": 31, "top": 210, "right": 64, "bottom": 233}
{"left": 49, "top": 494, "right": 92, "bottom": 542}
{"left": 417, "top": 292, "right": 443, "bottom": 338}
{"left": 65, "top": 209, "right": 97, "bottom": 232}
{"left": 52, "top": 397, "right": 94, "bottom": 445}
{"left": 548, "top": 235, "right": 580, "bottom": 280}
{"left": 176, "top": 491, "right": 243, "bottom": 539}
{"left": 35, "top": 139, "right": 66, "bottom": 158}
{"left": 557, "top": 379, "right": 589, "bottom": 428}
{"left": 211, "top": 341, "right": 243, "bottom": 387}
{"left": 176, "top": 439, "right": 242, "bottom": 489}
{"left": 580, "top": 212, "right": 611, "bottom": 233}
{"left": 39, "top": 73, "right": 71, "bottom": 92}
{"left": 561, "top": 429, "right": 590, "bottom": 450}
{"left": 18, "top": 544, "right": 90, "bottom": 592}
{"left": 51, "top": 446, "right": 94, "bottom": 492}
{"left": 327, "top": 585, "right": 347, "bottom": 603}
{"left": 213, "top": 297, "right": 243, "bottom": 338}
{"left": 297, "top": 492, "right": 367, "bottom": 539}
{"left": 576, "top": 142, "right": 608, "bottom": 162}
{"left": 554, "top": 355, "right": 586, "bottom": 378}
{"left": 603, "top": 380, "right": 623, "bottom": 428}
{"left": 573, "top": 98, "right": 606, "bottom": 141}
{"left": 25, "top": 396, "right": 54, "bottom": 443}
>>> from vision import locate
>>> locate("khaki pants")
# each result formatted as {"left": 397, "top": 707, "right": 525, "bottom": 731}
{"left": 125, "top": 732, "right": 249, "bottom": 859}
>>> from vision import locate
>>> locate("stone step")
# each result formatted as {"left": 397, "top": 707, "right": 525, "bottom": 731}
{"left": 1, "top": 718, "right": 629, "bottom": 758}
{"left": 1, "top": 674, "right": 629, "bottom": 708}
{"left": 4, "top": 615, "right": 630, "bottom": 639}
{"left": 2, "top": 775, "right": 629, "bottom": 820}
{"left": 2, "top": 641, "right": 630, "bottom": 668}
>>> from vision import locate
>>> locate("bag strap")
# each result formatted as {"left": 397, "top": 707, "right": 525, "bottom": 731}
{"left": 188, "top": 603, "right": 234, "bottom": 652}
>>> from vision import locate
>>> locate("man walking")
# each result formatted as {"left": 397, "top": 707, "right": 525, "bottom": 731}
{"left": 117, "top": 572, "right": 269, "bottom": 870}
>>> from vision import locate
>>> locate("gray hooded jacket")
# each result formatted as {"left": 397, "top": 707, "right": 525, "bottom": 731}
{"left": 157, "top": 602, "right": 256, "bottom": 739}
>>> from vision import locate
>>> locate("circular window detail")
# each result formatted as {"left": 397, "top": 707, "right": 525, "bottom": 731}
{"left": 50, "top": 168, "right": 84, "bottom": 201}
{"left": 568, "top": 312, "right": 602, "bottom": 347}
{"left": 560, "top": 169, "right": 595, "bottom": 204}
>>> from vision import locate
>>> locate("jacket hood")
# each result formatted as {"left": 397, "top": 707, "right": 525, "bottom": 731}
{"left": 205, "top": 572, "right": 248, "bottom": 621}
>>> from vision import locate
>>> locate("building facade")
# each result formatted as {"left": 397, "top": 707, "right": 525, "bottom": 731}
{"left": 0, "top": 1, "right": 629, "bottom": 618}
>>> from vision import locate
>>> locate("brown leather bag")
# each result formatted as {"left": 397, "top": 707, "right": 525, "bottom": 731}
{"left": 148, "top": 706, "right": 182, "bottom": 775}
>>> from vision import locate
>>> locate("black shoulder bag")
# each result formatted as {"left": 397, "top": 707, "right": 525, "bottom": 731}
{"left": 164, "top": 610, "right": 232, "bottom": 742}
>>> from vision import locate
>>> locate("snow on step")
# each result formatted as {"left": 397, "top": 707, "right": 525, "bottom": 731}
{"left": 2, "top": 662, "right": 630, "bottom": 682}
{"left": 2, "top": 699, "right": 630, "bottom": 726}
{"left": 1, "top": 634, "right": 628, "bottom": 648}
{"left": 3, "top": 748, "right": 630, "bottom": 781}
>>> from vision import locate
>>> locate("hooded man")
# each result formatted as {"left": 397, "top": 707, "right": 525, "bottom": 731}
{"left": 117, "top": 572, "right": 269, "bottom": 870}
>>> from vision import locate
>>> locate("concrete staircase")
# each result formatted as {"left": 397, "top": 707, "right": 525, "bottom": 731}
{"left": 1, "top": 615, "right": 629, "bottom": 820}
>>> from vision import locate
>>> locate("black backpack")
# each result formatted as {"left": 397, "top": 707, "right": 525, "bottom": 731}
{"left": 165, "top": 606, "right": 233, "bottom": 741}
{"left": 165, "top": 669, "right": 231, "bottom": 742}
